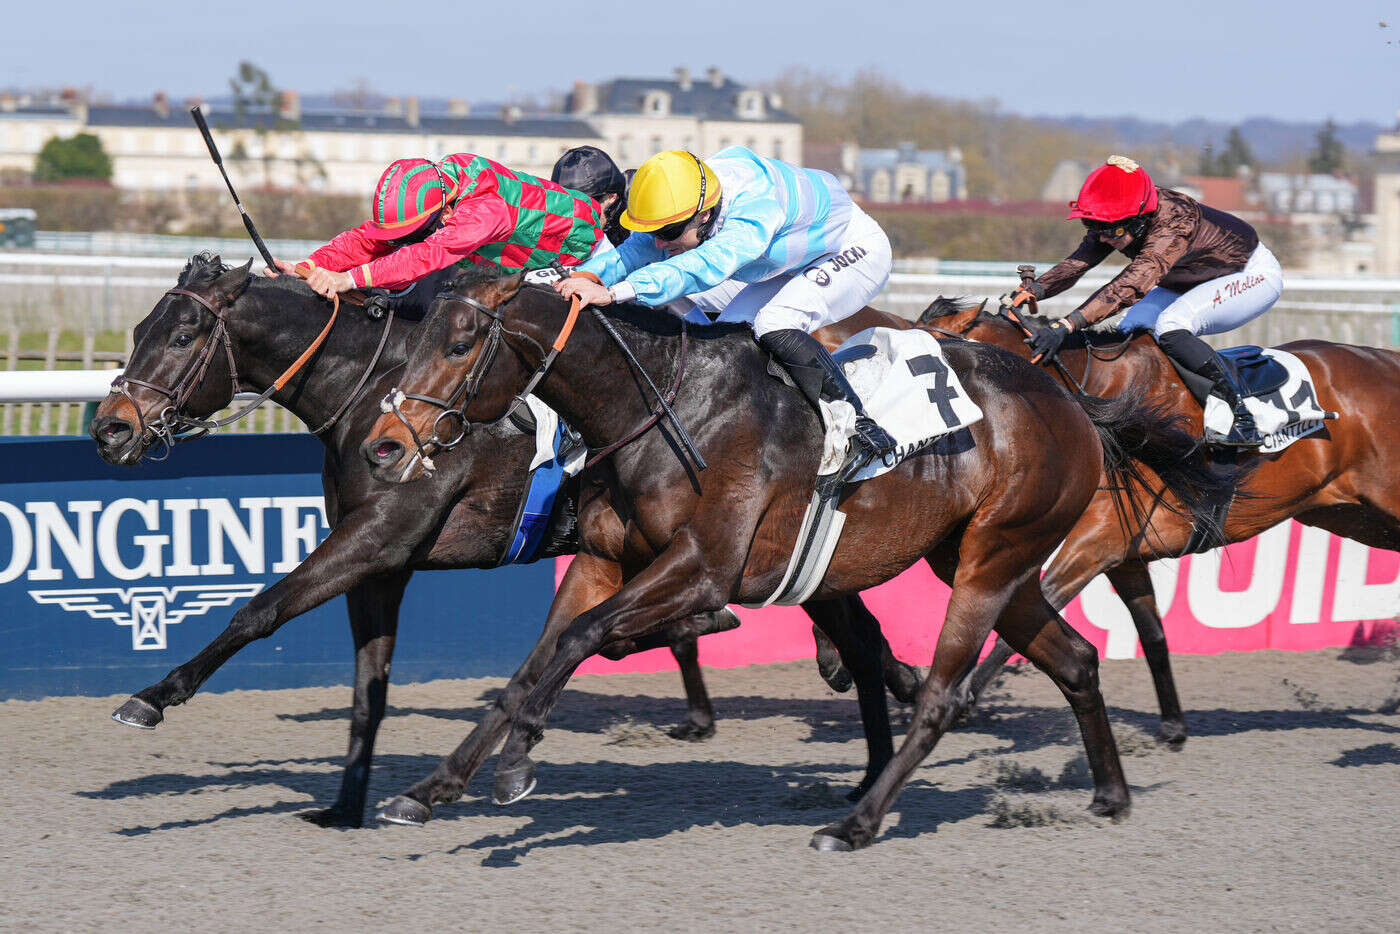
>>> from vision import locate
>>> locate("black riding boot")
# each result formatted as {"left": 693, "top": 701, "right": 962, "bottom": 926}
{"left": 1157, "top": 328, "right": 1261, "bottom": 447}
{"left": 758, "top": 328, "right": 898, "bottom": 471}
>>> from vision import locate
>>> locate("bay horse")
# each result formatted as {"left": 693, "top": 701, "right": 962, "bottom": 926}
{"left": 360, "top": 269, "right": 1236, "bottom": 849}
{"left": 90, "top": 254, "right": 912, "bottom": 827}
{"left": 919, "top": 297, "right": 1400, "bottom": 742}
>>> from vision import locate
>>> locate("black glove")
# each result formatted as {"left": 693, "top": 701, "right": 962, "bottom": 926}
{"left": 1023, "top": 316, "right": 1071, "bottom": 362}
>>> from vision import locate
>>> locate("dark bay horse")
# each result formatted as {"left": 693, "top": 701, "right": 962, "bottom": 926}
{"left": 360, "top": 270, "right": 1236, "bottom": 849}
{"left": 87, "top": 254, "right": 815, "bottom": 827}
{"left": 920, "top": 298, "right": 1400, "bottom": 742}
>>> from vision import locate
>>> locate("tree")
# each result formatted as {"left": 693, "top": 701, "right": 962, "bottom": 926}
{"left": 1307, "top": 119, "right": 1346, "bottom": 174}
{"left": 34, "top": 133, "right": 112, "bottom": 182}
{"left": 1197, "top": 127, "right": 1254, "bottom": 177}
{"left": 227, "top": 61, "right": 315, "bottom": 188}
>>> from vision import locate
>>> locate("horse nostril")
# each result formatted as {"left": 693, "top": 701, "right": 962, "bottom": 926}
{"left": 375, "top": 440, "right": 398, "bottom": 460}
{"left": 97, "top": 419, "right": 132, "bottom": 444}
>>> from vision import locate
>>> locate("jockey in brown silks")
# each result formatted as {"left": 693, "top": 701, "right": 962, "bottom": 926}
{"left": 1013, "top": 155, "right": 1284, "bottom": 447}
{"left": 265, "top": 153, "right": 609, "bottom": 300}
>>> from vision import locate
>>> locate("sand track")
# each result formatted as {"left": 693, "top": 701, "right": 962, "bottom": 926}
{"left": 4, "top": 647, "right": 1398, "bottom": 932}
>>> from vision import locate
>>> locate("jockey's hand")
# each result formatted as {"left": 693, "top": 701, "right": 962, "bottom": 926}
{"left": 554, "top": 276, "right": 612, "bottom": 307}
{"left": 1023, "top": 316, "right": 1072, "bottom": 364}
{"left": 261, "top": 259, "right": 301, "bottom": 278}
{"left": 1009, "top": 281, "right": 1045, "bottom": 308}
{"left": 304, "top": 267, "right": 355, "bottom": 300}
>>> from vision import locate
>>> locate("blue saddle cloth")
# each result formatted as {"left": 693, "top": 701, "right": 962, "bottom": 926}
{"left": 1219, "top": 345, "right": 1289, "bottom": 397}
{"left": 500, "top": 420, "right": 577, "bottom": 566}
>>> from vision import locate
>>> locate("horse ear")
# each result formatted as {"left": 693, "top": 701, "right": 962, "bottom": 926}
{"left": 482, "top": 271, "right": 526, "bottom": 307}
{"left": 976, "top": 298, "right": 988, "bottom": 313}
{"left": 211, "top": 258, "right": 254, "bottom": 305}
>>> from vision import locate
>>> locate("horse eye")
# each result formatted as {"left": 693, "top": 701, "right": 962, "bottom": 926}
{"left": 449, "top": 341, "right": 472, "bottom": 357}
{"left": 173, "top": 334, "right": 194, "bottom": 348}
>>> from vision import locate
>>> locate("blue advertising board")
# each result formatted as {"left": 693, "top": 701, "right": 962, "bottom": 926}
{"left": 0, "top": 435, "right": 557, "bottom": 699}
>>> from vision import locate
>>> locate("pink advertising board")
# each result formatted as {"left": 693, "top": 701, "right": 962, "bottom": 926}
{"left": 571, "top": 520, "right": 1400, "bottom": 675}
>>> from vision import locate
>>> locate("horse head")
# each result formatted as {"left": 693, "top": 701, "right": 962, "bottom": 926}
{"left": 362, "top": 267, "right": 533, "bottom": 482}
{"left": 91, "top": 254, "right": 253, "bottom": 465}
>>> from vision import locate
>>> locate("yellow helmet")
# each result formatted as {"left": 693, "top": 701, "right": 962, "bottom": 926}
{"left": 621, "top": 150, "right": 722, "bottom": 233}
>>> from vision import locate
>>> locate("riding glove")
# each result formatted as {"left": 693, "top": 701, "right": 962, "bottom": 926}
{"left": 1023, "top": 317, "right": 1071, "bottom": 361}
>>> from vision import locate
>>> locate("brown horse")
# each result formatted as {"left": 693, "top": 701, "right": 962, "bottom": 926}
{"left": 919, "top": 298, "right": 1400, "bottom": 742}
{"left": 357, "top": 269, "right": 1236, "bottom": 849}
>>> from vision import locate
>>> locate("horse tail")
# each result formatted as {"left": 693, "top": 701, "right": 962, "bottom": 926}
{"left": 1073, "top": 382, "right": 1246, "bottom": 547}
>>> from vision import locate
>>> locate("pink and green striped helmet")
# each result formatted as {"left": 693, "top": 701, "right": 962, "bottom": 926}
{"left": 364, "top": 158, "right": 461, "bottom": 240}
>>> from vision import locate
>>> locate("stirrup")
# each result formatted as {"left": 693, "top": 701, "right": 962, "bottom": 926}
{"left": 1209, "top": 407, "right": 1263, "bottom": 448}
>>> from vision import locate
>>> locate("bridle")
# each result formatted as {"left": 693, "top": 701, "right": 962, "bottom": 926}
{"left": 111, "top": 279, "right": 391, "bottom": 460}
{"left": 379, "top": 272, "right": 704, "bottom": 478}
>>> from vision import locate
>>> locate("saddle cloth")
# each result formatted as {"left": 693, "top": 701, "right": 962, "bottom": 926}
{"left": 498, "top": 396, "right": 586, "bottom": 566}
{"left": 1202, "top": 348, "right": 1336, "bottom": 454}
{"left": 818, "top": 327, "right": 984, "bottom": 481}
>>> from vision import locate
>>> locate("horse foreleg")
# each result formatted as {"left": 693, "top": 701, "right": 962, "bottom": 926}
{"left": 812, "top": 566, "right": 1020, "bottom": 851}
{"left": 994, "top": 577, "right": 1130, "bottom": 816}
{"left": 377, "top": 552, "right": 623, "bottom": 825}
{"left": 803, "top": 598, "right": 895, "bottom": 802}
{"left": 112, "top": 510, "right": 418, "bottom": 727}
{"left": 1104, "top": 560, "right": 1186, "bottom": 744}
{"left": 300, "top": 570, "right": 412, "bottom": 828}
{"left": 491, "top": 535, "right": 724, "bottom": 807}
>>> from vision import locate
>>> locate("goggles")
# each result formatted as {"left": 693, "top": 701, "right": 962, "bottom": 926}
{"left": 1083, "top": 216, "right": 1148, "bottom": 240}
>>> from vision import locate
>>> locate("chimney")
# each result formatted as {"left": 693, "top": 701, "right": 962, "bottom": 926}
{"left": 384, "top": 96, "right": 402, "bottom": 117}
{"left": 60, "top": 87, "right": 87, "bottom": 123}
{"left": 568, "top": 80, "right": 598, "bottom": 115}
{"left": 152, "top": 90, "right": 170, "bottom": 119}
{"left": 674, "top": 67, "right": 692, "bottom": 91}
{"left": 447, "top": 97, "right": 470, "bottom": 117}
{"left": 0, "top": 94, "right": 16, "bottom": 113}
{"left": 184, "top": 96, "right": 203, "bottom": 112}
{"left": 706, "top": 66, "right": 724, "bottom": 88}
{"left": 278, "top": 89, "right": 300, "bottom": 122}
{"left": 501, "top": 104, "right": 522, "bottom": 124}
{"left": 405, "top": 96, "right": 420, "bottom": 127}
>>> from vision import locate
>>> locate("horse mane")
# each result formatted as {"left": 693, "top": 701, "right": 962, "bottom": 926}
{"left": 917, "top": 295, "right": 983, "bottom": 327}
{"left": 177, "top": 252, "right": 230, "bottom": 290}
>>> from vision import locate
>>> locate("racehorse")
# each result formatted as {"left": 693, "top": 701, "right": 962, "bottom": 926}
{"left": 919, "top": 297, "right": 1400, "bottom": 742}
{"left": 359, "top": 269, "right": 1236, "bottom": 849}
{"left": 91, "top": 254, "right": 912, "bottom": 827}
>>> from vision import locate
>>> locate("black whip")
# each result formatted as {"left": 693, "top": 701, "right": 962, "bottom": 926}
{"left": 190, "top": 105, "right": 279, "bottom": 270}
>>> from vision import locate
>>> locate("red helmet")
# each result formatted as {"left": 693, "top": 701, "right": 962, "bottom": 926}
{"left": 1067, "top": 156, "right": 1159, "bottom": 222}
{"left": 364, "top": 157, "right": 463, "bottom": 241}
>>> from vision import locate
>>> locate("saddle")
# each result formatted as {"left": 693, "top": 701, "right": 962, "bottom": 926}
{"left": 1167, "top": 344, "right": 1289, "bottom": 407}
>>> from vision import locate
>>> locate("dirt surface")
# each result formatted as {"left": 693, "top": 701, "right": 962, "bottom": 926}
{"left": 4, "top": 647, "right": 1398, "bottom": 932}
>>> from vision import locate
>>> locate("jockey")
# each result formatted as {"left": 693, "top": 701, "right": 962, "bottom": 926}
{"left": 552, "top": 146, "right": 629, "bottom": 246}
{"left": 266, "top": 153, "right": 607, "bottom": 299}
{"left": 1013, "top": 155, "right": 1283, "bottom": 446}
{"left": 555, "top": 147, "right": 898, "bottom": 467}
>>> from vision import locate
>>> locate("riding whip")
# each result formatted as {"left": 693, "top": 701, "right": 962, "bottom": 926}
{"left": 190, "top": 105, "right": 279, "bottom": 271}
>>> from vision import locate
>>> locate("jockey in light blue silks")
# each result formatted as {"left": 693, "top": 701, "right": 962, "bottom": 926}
{"left": 555, "top": 146, "right": 897, "bottom": 467}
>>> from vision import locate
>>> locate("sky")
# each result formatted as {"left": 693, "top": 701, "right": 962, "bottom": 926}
{"left": 3, "top": 0, "right": 1398, "bottom": 125}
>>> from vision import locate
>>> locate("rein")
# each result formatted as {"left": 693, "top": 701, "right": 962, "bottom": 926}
{"left": 113, "top": 276, "right": 386, "bottom": 460}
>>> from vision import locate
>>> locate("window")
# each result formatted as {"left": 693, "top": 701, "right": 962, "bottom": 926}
{"left": 773, "top": 138, "right": 784, "bottom": 160}
{"left": 650, "top": 135, "right": 663, "bottom": 156}
{"left": 528, "top": 143, "right": 540, "bottom": 162}
{"left": 618, "top": 135, "right": 632, "bottom": 162}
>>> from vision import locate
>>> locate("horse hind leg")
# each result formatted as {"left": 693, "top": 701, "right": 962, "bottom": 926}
{"left": 815, "top": 599, "right": 922, "bottom": 703}
{"left": 1105, "top": 561, "right": 1186, "bottom": 745}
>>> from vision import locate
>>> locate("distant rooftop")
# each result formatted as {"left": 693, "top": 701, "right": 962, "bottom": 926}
{"left": 567, "top": 68, "right": 798, "bottom": 123}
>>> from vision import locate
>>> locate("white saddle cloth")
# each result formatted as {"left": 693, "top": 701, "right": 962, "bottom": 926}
{"left": 1202, "top": 348, "right": 1334, "bottom": 453}
{"left": 817, "top": 327, "right": 984, "bottom": 480}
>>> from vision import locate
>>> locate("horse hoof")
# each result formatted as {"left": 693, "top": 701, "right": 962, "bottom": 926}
{"left": 810, "top": 832, "right": 854, "bottom": 852}
{"left": 886, "top": 660, "right": 922, "bottom": 705}
{"left": 111, "top": 697, "right": 163, "bottom": 730}
{"left": 492, "top": 760, "right": 538, "bottom": 807}
{"left": 1156, "top": 720, "right": 1188, "bottom": 747}
{"left": 1089, "top": 793, "right": 1131, "bottom": 820}
{"left": 298, "top": 806, "right": 362, "bottom": 829}
{"left": 668, "top": 720, "right": 716, "bottom": 742}
{"left": 376, "top": 796, "right": 431, "bottom": 826}
{"left": 820, "top": 665, "right": 854, "bottom": 694}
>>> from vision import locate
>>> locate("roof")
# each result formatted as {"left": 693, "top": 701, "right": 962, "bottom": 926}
{"left": 83, "top": 105, "right": 600, "bottom": 138}
{"left": 592, "top": 76, "right": 799, "bottom": 123}
{"left": 855, "top": 143, "right": 959, "bottom": 172}
{"left": 1256, "top": 172, "right": 1358, "bottom": 193}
